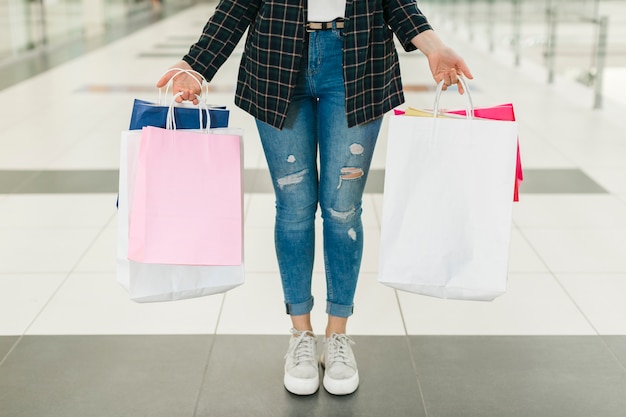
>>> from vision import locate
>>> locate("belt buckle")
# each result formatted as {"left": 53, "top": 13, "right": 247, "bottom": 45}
{"left": 306, "top": 22, "right": 321, "bottom": 32}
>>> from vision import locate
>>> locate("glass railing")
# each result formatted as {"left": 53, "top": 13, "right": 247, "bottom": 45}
{"left": 0, "top": 0, "right": 196, "bottom": 62}
{"left": 420, "top": 0, "right": 626, "bottom": 109}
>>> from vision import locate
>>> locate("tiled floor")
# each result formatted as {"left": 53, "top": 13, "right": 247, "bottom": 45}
{"left": 1, "top": 2, "right": 626, "bottom": 417}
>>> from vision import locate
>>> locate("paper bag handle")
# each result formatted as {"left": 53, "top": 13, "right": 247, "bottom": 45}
{"left": 165, "top": 92, "right": 211, "bottom": 132}
{"left": 433, "top": 77, "right": 474, "bottom": 119}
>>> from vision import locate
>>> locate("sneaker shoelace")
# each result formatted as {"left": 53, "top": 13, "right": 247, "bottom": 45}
{"left": 285, "top": 329, "right": 316, "bottom": 365}
{"left": 326, "top": 333, "right": 356, "bottom": 368}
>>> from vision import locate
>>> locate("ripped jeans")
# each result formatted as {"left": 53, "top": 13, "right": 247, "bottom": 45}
{"left": 255, "top": 28, "right": 383, "bottom": 318}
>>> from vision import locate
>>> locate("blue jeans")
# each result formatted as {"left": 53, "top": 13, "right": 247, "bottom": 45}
{"left": 256, "top": 28, "right": 383, "bottom": 318}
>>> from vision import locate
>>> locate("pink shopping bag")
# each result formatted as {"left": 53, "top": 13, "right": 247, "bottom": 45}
{"left": 128, "top": 126, "right": 243, "bottom": 266}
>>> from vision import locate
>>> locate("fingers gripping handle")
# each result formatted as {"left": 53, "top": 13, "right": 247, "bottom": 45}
{"left": 433, "top": 76, "right": 474, "bottom": 119}
{"left": 159, "top": 67, "right": 208, "bottom": 105}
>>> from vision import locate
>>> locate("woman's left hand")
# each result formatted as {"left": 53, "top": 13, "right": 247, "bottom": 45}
{"left": 426, "top": 46, "right": 473, "bottom": 93}
{"left": 411, "top": 30, "right": 474, "bottom": 94}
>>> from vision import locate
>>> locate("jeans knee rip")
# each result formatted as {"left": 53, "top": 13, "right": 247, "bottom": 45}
{"left": 328, "top": 206, "right": 357, "bottom": 221}
{"left": 277, "top": 168, "right": 308, "bottom": 189}
{"left": 337, "top": 167, "right": 363, "bottom": 189}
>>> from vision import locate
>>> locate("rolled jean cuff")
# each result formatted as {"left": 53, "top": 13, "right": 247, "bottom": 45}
{"left": 285, "top": 296, "right": 314, "bottom": 316}
{"left": 326, "top": 301, "right": 354, "bottom": 318}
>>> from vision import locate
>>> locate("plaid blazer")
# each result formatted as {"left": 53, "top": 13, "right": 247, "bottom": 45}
{"left": 183, "top": 0, "right": 432, "bottom": 129}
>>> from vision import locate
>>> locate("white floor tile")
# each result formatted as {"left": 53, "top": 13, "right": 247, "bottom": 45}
{"left": 513, "top": 129, "right": 576, "bottom": 168}
{"left": 522, "top": 229, "right": 626, "bottom": 273}
{"left": 74, "top": 220, "right": 117, "bottom": 273}
{"left": 217, "top": 272, "right": 405, "bottom": 336}
{"left": 0, "top": 228, "right": 104, "bottom": 273}
{"left": 398, "top": 273, "right": 596, "bottom": 335}
{"left": 26, "top": 273, "right": 223, "bottom": 335}
{"left": 216, "top": 273, "right": 289, "bottom": 335}
{"left": 243, "top": 227, "right": 279, "bottom": 273}
{"left": 244, "top": 194, "right": 276, "bottom": 228}
{"left": 508, "top": 227, "right": 550, "bottom": 273}
{"left": 361, "top": 195, "right": 381, "bottom": 228}
{"left": 48, "top": 129, "right": 124, "bottom": 170}
{"left": 557, "top": 273, "right": 626, "bottom": 335}
{"left": 0, "top": 195, "right": 116, "bottom": 228}
{"left": 584, "top": 167, "right": 626, "bottom": 194}
{"left": 348, "top": 273, "right": 406, "bottom": 335}
{"left": 512, "top": 195, "right": 626, "bottom": 229}
{"left": 0, "top": 274, "right": 67, "bottom": 335}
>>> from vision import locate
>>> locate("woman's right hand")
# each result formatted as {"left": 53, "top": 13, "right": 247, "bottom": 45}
{"left": 156, "top": 60, "right": 203, "bottom": 105}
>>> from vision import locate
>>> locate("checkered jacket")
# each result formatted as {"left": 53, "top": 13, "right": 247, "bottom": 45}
{"left": 183, "top": 0, "right": 432, "bottom": 129}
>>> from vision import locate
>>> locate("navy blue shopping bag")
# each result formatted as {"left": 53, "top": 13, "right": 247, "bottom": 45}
{"left": 129, "top": 99, "right": 229, "bottom": 130}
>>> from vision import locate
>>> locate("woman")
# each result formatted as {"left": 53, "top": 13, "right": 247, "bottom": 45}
{"left": 157, "top": 0, "right": 472, "bottom": 396}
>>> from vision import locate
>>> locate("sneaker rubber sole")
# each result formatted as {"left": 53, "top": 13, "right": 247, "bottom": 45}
{"left": 322, "top": 370, "right": 359, "bottom": 395}
{"left": 284, "top": 373, "right": 320, "bottom": 396}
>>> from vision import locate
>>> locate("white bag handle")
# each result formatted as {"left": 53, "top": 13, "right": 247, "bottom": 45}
{"left": 166, "top": 92, "right": 211, "bottom": 132}
{"left": 433, "top": 76, "right": 474, "bottom": 119}
{"left": 158, "top": 67, "right": 208, "bottom": 105}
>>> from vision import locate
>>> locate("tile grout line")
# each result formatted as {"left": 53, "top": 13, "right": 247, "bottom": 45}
{"left": 19, "top": 212, "right": 118, "bottom": 336}
{"left": 0, "top": 213, "right": 114, "bottom": 367}
{"left": 514, "top": 225, "right": 626, "bottom": 373}
{"left": 395, "top": 289, "right": 430, "bottom": 417}
{"left": 0, "top": 336, "right": 24, "bottom": 369}
{"left": 513, "top": 225, "right": 603, "bottom": 335}
{"left": 191, "top": 293, "right": 227, "bottom": 417}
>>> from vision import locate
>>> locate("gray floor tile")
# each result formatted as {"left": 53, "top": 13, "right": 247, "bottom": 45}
{"left": 0, "top": 167, "right": 608, "bottom": 195}
{"left": 0, "top": 170, "right": 39, "bottom": 193}
{"left": 520, "top": 168, "right": 607, "bottom": 194}
{"left": 1, "top": 169, "right": 386, "bottom": 195}
{"left": 0, "top": 336, "right": 19, "bottom": 362}
{"left": 194, "top": 335, "right": 426, "bottom": 417}
{"left": 0, "top": 335, "right": 213, "bottom": 417}
{"left": 17, "top": 170, "right": 120, "bottom": 194}
{"left": 243, "top": 169, "right": 274, "bottom": 194}
{"left": 603, "top": 336, "right": 626, "bottom": 370}
{"left": 409, "top": 336, "right": 626, "bottom": 417}
{"left": 0, "top": 170, "right": 120, "bottom": 194}
{"left": 364, "top": 169, "right": 385, "bottom": 194}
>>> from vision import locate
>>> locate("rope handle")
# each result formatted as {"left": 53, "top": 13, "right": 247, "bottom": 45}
{"left": 165, "top": 92, "right": 211, "bottom": 132}
{"left": 433, "top": 76, "right": 474, "bottom": 119}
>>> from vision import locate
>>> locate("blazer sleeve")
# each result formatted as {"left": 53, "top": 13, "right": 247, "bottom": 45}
{"left": 383, "top": 0, "right": 433, "bottom": 52}
{"left": 183, "top": 0, "right": 262, "bottom": 82}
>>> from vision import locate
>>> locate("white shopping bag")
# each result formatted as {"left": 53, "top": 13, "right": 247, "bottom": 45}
{"left": 378, "top": 80, "right": 518, "bottom": 301}
{"left": 117, "top": 128, "right": 244, "bottom": 303}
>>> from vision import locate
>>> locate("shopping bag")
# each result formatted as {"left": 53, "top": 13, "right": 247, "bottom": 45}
{"left": 116, "top": 130, "right": 142, "bottom": 292}
{"left": 397, "top": 104, "right": 523, "bottom": 201}
{"left": 116, "top": 100, "right": 244, "bottom": 302}
{"left": 128, "top": 125, "right": 243, "bottom": 266}
{"left": 378, "top": 79, "right": 518, "bottom": 301}
{"left": 129, "top": 99, "right": 229, "bottom": 130}
{"left": 447, "top": 104, "right": 523, "bottom": 202}
{"left": 128, "top": 68, "right": 229, "bottom": 130}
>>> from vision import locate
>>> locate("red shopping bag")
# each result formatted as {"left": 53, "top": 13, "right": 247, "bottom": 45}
{"left": 128, "top": 126, "right": 243, "bottom": 266}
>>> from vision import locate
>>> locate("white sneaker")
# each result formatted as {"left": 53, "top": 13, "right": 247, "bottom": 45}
{"left": 320, "top": 333, "right": 359, "bottom": 395}
{"left": 284, "top": 328, "right": 319, "bottom": 395}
